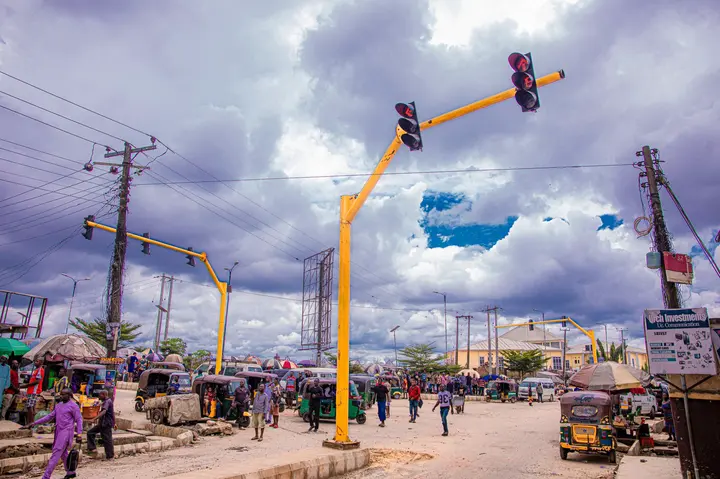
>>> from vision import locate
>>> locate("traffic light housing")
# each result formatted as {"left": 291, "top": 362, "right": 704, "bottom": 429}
{"left": 508, "top": 52, "right": 540, "bottom": 112}
{"left": 82, "top": 215, "right": 95, "bottom": 240}
{"left": 528, "top": 319, "right": 534, "bottom": 331}
{"left": 561, "top": 316, "right": 567, "bottom": 328}
{"left": 395, "top": 101, "right": 423, "bottom": 151}
{"left": 186, "top": 247, "right": 196, "bottom": 267}
{"left": 141, "top": 233, "right": 151, "bottom": 255}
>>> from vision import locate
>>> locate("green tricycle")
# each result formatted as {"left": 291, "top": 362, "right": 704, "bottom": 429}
{"left": 298, "top": 379, "right": 367, "bottom": 424}
{"left": 485, "top": 379, "right": 518, "bottom": 403}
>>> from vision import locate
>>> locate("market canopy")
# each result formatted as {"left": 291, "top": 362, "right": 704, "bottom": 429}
{"left": 23, "top": 334, "right": 106, "bottom": 363}
{"left": 0, "top": 338, "right": 30, "bottom": 357}
{"left": 569, "top": 361, "right": 651, "bottom": 392}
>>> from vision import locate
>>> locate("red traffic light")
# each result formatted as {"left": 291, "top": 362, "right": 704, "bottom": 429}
{"left": 508, "top": 52, "right": 530, "bottom": 72}
{"left": 512, "top": 71, "right": 534, "bottom": 91}
{"left": 395, "top": 103, "right": 415, "bottom": 119}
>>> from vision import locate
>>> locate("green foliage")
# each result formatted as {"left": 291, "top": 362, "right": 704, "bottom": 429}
{"left": 323, "top": 351, "right": 337, "bottom": 366}
{"left": 596, "top": 339, "right": 624, "bottom": 362}
{"left": 350, "top": 362, "right": 365, "bottom": 374}
{"left": 323, "top": 351, "right": 364, "bottom": 374}
{"left": 503, "top": 350, "right": 546, "bottom": 378}
{"left": 398, "top": 343, "right": 447, "bottom": 373}
{"left": 159, "top": 338, "right": 187, "bottom": 357}
{"left": 68, "top": 317, "right": 141, "bottom": 348}
{"left": 184, "top": 349, "right": 212, "bottom": 372}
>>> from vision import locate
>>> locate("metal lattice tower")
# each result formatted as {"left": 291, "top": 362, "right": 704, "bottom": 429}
{"left": 300, "top": 248, "right": 334, "bottom": 365}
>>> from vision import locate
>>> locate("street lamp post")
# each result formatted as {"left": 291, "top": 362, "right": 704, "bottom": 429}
{"left": 222, "top": 261, "right": 239, "bottom": 361}
{"left": 433, "top": 291, "right": 448, "bottom": 362}
{"left": 390, "top": 325, "right": 400, "bottom": 367}
{"left": 61, "top": 273, "right": 90, "bottom": 334}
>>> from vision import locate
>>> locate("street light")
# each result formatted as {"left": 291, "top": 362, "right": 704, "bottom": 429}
{"left": 61, "top": 273, "right": 90, "bottom": 334}
{"left": 390, "top": 325, "right": 400, "bottom": 367}
{"left": 533, "top": 308, "right": 546, "bottom": 350}
{"left": 222, "top": 261, "right": 239, "bottom": 360}
{"left": 433, "top": 291, "right": 448, "bottom": 362}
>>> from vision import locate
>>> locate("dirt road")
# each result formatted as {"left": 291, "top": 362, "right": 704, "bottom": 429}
{"left": 32, "top": 393, "right": 616, "bottom": 479}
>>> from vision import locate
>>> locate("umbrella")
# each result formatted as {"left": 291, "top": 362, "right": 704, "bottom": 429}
{"left": 23, "top": 334, "right": 106, "bottom": 363}
{"left": 365, "top": 363, "right": 383, "bottom": 375}
{"left": 458, "top": 368, "right": 480, "bottom": 378}
{"left": 117, "top": 347, "right": 139, "bottom": 358}
{"left": 569, "top": 361, "right": 651, "bottom": 392}
{"left": 244, "top": 355, "right": 262, "bottom": 365}
{"left": 262, "top": 358, "right": 282, "bottom": 370}
{"left": 282, "top": 359, "right": 297, "bottom": 369}
{"left": 297, "top": 360, "right": 315, "bottom": 367}
{"left": 164, "top": 354, "right": 183, "bottom": 363}
{"left": 146, "top": 351, "right": 164, "bottom": 362}
{"left": 0, "top": 338, "right": 30, "bottom": 357}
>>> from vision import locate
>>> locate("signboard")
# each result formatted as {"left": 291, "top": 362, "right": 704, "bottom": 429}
{"left": 710, "top": 325, "right": 720, "bottom": 361}
{"left": 644, "top": 308, "right": 717, "bottom": 375}
{"left": 662, "top": 253, "right": 693, "bottom": 285}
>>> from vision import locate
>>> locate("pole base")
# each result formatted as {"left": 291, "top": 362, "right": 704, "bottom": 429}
{"left": 322, "top": 439, "right": 361, "bottom": 450}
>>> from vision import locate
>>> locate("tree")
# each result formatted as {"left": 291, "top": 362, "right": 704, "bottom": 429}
{"left": 68, "top": 317, "right": 141, "bottom": 348}
{"left": 184, "top": 349, "right": 211, "bottom": 372}
{"left": 159, "top": 338, "right": 187, "bottom": 357}
{"left": 324, "top": 351, "right": 364, "bottom": 373}
{"left": 503, "top": 350, "right": 546, "bottom": 379}
{"left": 397, "top": 343, "right": 446, "bottom": 373}
{"left": 596, "top": 339, "right": 624, "bottom": 362}
{"left": 323, "top": 351, "right": 337, "bottom": 366}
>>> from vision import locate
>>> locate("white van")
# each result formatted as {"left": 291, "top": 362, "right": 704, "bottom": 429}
{"left": 518, "top": 377, "right": 556, "bottom": 401}
{"left": 193, "top": 361, "right": 263, "bottom": 378}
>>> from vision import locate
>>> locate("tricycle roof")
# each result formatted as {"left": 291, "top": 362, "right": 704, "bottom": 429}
{"left": 560, "top": 390, "right": 611, "bottom": 406}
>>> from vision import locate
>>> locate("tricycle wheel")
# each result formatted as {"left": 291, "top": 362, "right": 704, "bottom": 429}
{"left": 356, "top": 413, "right": 367, "bottom": 425}
{"left": 302, "top": 412, "right": 311, "bottom": 423}
{"left": 485, "top": 396, "right": 491, "bottom": 402}
{"left": 608, "top": 450, "right": 616, "bottom": 464}
{"left": 279, "top": 404, "right": 286, "bottom": 413}
{"left": 510, "top": 397, "right": 517, "bottom": 404}
{"left": 560, "top": 447, "right": 568, "bottom": 460}
{"left": 238, "top": 416, "right": 250, "bottom": 428}
{"left": 134, "top": 400, "right": 144, "bottom": 412}
{"left": 150, "top": 409, "right": 164, "bottom": 425}
{"left": 501, "top": 398, "right": 506, "bottom": 403}
{"left": 392, "top": 393, "right": 401, "bottom": 400}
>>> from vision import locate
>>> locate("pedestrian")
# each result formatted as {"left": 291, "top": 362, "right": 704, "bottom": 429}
{"left": 22, "top": 358, "right": 44, "bottom": 425}
{"left": 432, "top": 384, "right": 453, "bottom": 436}
{"left": 263, "top": 380, "right": 273, "bottom": 425}
{"left": 408, "top": 379, "right": 421, "bottom": 423}
{"left": 232, "top": 379, "right": 249, "bottom": 429}
{"left": 2, "top": 360, "right": 19, "bottom": 419}
{"left": 21, "top": 388, "right": 82, "bottom": 479}
{"left": 0, "top": 356, "right": 10, "bottom": 415}
{"left": 661, "top": 395, "right": 675, "bottom": 440}
{"left": 536, "top": 383, "right": 544, "bottom": 403}
{"left": 372, "top": 380, "right": 389, "bottom": 427}
{"left": 251, "top": 383, "right": 268, "bottom": 442}
{"left": 270, "top": 378, "right": 281, "bottom": 429}
{"left": 53, "top": 368, "right": 69, "bottom": 398}
{"left": 87, "top": 389, "right": 115, "bottom": 460}
{"left": 306, "top": 378, "right": 323, "bottom": 433}
{"left": 127, "top": 353, "right": 138, "bottom": 381}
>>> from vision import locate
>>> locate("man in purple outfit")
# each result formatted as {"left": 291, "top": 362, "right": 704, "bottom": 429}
{"left": 21, "top": 388, "right": 83, "bottom": 479}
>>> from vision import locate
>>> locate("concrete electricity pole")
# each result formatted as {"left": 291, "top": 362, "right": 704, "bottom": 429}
{"left": 98, "top": 141, "right": 155, "bottom": 359}
{"left": 60, "top": 273, "right": 90, "bottom": 334}
{"left": 433, "top": 291, "right": 448, "bottom": 362}
{"left": 163, "top": 275, "right": 174, "bottom": 340}
{"left": 494, "top": 308, "right": 500, "bottom": 375}
{"left": 455, "top": 315, "right": 460, "bottom": 366}
{"left": 154, "top": 274, "right": 167, "bottom": 352}
{"left": 455, "top": 315, "right": 473, "bottom": 368}
{"left": 560, "top": 326, "right": 569, "bottom": 385}
{"left": 486, "top": 306, "right": 492, "bottom": 372}
{"left": 390, "top": 325, "right": 400, "bottom": 367}
{"left": 616, "top": 327, "right": 628, "bottom": 365}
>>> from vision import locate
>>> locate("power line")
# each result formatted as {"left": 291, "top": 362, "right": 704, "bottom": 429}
{"left": 134, "top": 162, "right": 635, "bottom": 185}
{"left": 0, "top": 137, "right": 85, "bottom": 166}
{"left": 0, "top": 177, "right": 116, "bottom": 205}
{"left": 0, "top": 153, "right": 107, "bottom": 187}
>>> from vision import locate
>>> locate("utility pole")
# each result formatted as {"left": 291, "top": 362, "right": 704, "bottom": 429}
{"left": 390, "top": 325, "right": 400, "bottom": 367}
{"left": 455, "top": 315, "right": 473, "bottom": 368}
{"left": 494, "top": 308, "right": 499, "bottom": 375}
{"left": 223, "top": 262, "right": 239, "bottom": 362}
{"left": 486, "top": 307, "right": 492, "bottom": 373}
{"left": 639, "top": 145, "right": 700, "bottom": 479}
{"left": 616, "top": 327, "right": 628, "bottom": 365}
{"left": 163, "top": 276, "right": 174, "bottom": 340}
{"left": 455, "top": 314, "right": 460, "bottom": 365}
{"left": 433, "top": 292, "right": 448, "bottom": 363}
{"left": 604, "top": 324, "right": 608, "bottom": 351}
{"left": 154, "top": 274, "right": 167, "bottom": 352}
{"left": 561, "top": 326, "right": 569, "bottom": 386}
{"left": 60, "top": 273, "right": 90, "bottom": 334}
{"left": 99, "top": 140, "right": 155, "bottom": 360}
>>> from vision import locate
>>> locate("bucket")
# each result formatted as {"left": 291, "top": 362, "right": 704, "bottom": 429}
{"left": 82, "top": 405, "right": 101, "bottom": 420}
{"left": 646, "top": 252, "right": 662, "bottom": 269}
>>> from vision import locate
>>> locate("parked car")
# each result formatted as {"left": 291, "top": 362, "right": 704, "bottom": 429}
{"left": 518, "top": 377, "right": 556, "bottom": 401}
{"left": 620, "top": 392, "right": 657, "bottom": 418}
{"left": 193, "top": 361, "right": 263, "bottom": 378}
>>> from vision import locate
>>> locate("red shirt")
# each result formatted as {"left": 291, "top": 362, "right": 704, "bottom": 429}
{"left": 408, "top": 385, "right": 421, "bottom": 400}
{"left": 5, "top": 369, "right": 18, "bottom": 394}
{"left": 27, "top": 367, "right": 44, "bottom": 395}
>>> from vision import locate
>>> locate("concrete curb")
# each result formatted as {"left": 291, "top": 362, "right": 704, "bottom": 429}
{"left": 117, "top": 381, "right": 139, "bottom": 391}
{"left": 166, "top": 449, "right": 370, "bottom": 479}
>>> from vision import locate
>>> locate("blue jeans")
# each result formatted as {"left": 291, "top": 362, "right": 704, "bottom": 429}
{"left": 440, "top": 407, "right": 449, "bottom": 433}
{"left": 409, "top": 399, "right": 418, "bottom": 421}
{"left": 377, "top": 401, "right": 386, "bottom": 422}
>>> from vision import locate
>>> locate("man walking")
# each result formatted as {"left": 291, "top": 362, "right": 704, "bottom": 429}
{"left": 408, "top": 379, "right": 421, "bottom": 423}
{"left": 251, "top": 383, "right": 268, "bottom": 442}
{"left": 2, "top": 360, "right": 18, "bottom": 419}
{"left": 22, "top": 358, "right": 44, "bottom": 425}
{"left": 536, "top": 383, "right": 544, "bottom": 403}
{"left": 306, "top": 378, "right": 323, "bottom": 433}
{"left": 0, "top": 356, "right": 10, "bottom": 416}
{"left": 21, "top": 388, "right": 82, "bottom": 479}
{"left": 432, "top": 384, "right": 453, "bottom": 436}
{"left": 372, "top": 380, "right": 389, "bottom": 427}
{"left": 232, "top": 379, "right": 249, "bottom": 429}
{"left": 87, "top": 389, "right": 114, "bottom": 460}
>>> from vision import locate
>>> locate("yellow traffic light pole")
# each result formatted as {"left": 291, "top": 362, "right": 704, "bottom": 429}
{"left": 495, "top": 317, "right": 598, "bottom": 364}
{"left": 86, "top": 220, "right": 228, "bottom": 374}
{"left": 332, "top": 70, "right": 566, "bottom": 446}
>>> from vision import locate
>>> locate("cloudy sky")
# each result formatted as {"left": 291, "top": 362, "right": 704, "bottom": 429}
{"left": 0, "top": 0, "right": 718, "bottom": 362}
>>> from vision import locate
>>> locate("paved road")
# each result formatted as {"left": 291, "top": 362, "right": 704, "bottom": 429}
{"left": 75, "top": 395, "right": 615, "bottom": 479}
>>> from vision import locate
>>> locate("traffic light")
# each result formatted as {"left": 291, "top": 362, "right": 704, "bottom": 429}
{"left": 395, "top": 101, "right": 423, "bottom": 151}
{"left": 186, "top": 247, "right": 196, "bottom": 267}
{"left": 141, "top": 233, "right": 151, "bottom": 255}
{"left": 508, "top": 52, "right": 540, "bottom": 112}
{"left": 528, "top": 319, "right": 534, "bottom": 331}
{"left": 82, "top": 215, "right": 95, "bottom": 240}
{"left": 561, "top": 316, "right": 567, "bottom": 328}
